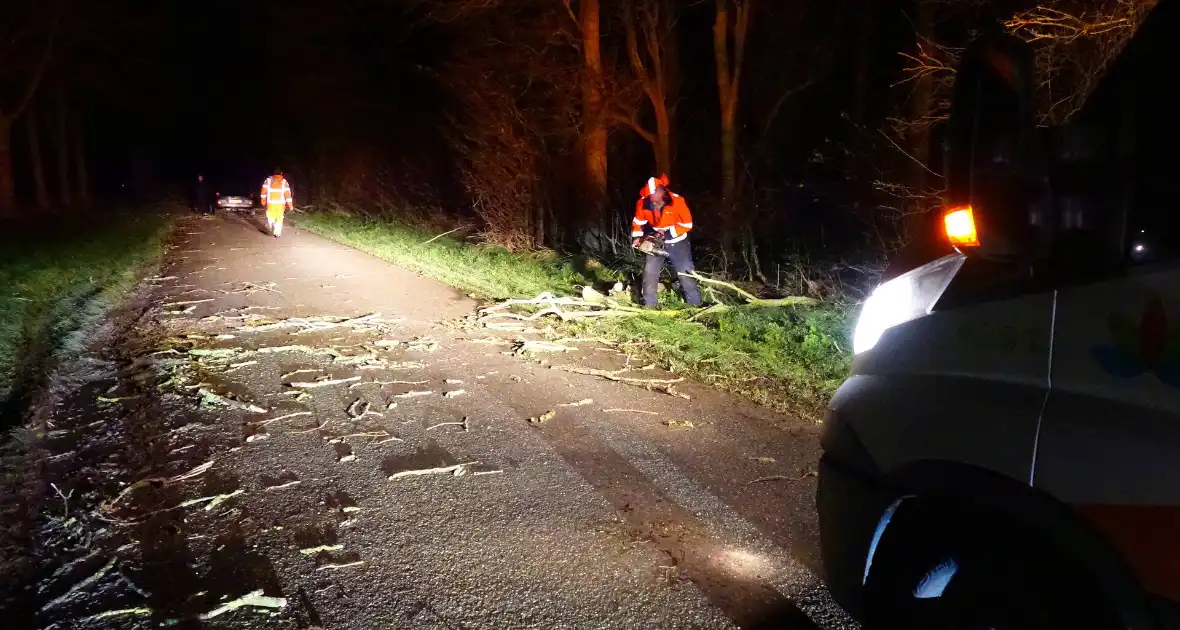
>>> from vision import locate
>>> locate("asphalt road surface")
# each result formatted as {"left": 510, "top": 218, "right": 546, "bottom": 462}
{"left": 8, "top": 211, "right": 857, "bottom": 629}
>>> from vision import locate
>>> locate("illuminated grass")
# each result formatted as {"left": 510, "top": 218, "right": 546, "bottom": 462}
{"left": 295, "top": 212, "right": 615, "bottom": 299}
{"left": 573, "top": 305, "right": 852, "bottom": 414}
{"left": 0, "top": 210, "right": 173, "bottom": 412}
{"left": 298, "top": 210, "right": 852, "bottom": 416}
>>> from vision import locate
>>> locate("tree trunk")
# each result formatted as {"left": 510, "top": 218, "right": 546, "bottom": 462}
{"left": 72, "top": 114, "right": 89, "bottom": 207}
{"left": 654, "top": 105, "right": 672, "bottom": 177}
{"left": 622, "top": 0, "right": 676, "bottom": 179}
{"left": 580, "top": 0, "right": 608, "bottom": 229}
{"left": 0, "top": 117, "right": 15, "bottom": 216}
{"left": 720, "top": 104, "right": 737, "bottom": 245}
{"left": 55, "top": 95, "right": 72, "bottom": 207}
{"left": 714, "top": 0, "right": 750, "bottom": 267}
{"left": 662, "top": 0, "right": 680, "bottom": 172}
{"left": 26, "top": 106, "right": 50, "bottom": 209}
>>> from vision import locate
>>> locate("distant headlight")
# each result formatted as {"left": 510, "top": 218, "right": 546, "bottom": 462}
{"left": 852, "top": 254, "right": 966, "bottom": 354}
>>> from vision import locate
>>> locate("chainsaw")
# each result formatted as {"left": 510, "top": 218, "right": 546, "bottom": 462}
{"left": 634, "top": 234, "right": 668, "bottom": 257}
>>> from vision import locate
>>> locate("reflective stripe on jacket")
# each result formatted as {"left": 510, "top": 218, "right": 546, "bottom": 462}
{"left": 631, "top": 193, "right": 693, "bottom": 244}
{"left": 261, "top": 175, "right": 293, "bottom": 206}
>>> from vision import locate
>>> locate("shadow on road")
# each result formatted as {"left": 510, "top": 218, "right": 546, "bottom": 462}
{"left": 533, "top": 415, "right": 824, "bottom": 630}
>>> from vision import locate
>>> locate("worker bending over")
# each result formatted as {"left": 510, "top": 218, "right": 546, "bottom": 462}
{"left": 261, "top": 168, "right": 294, "bottom": 238}
{"left": 631, "top": 174, "right": 701, "bottom": 308}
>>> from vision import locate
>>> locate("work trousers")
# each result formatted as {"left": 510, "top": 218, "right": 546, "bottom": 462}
{"left": 643, "top": 238, "right": 701, "bottom": 307}
{"left": 266, "top": 204, "right": 286, "bottom": 236}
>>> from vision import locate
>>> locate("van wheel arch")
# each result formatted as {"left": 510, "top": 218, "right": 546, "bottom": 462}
{"left": 867, "top": 460, "right": 1153, "bottom": 629}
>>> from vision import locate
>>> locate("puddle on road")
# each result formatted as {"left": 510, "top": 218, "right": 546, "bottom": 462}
{"left": 380, "top": 439, "right": 457, "bottom": 478}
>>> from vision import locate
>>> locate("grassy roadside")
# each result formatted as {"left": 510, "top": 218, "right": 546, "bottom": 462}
{"left": 0, "top": 209, "right": 174, "bottom": 417}
{"left": 297, "top": 211, "right": 852, "bottom": 416}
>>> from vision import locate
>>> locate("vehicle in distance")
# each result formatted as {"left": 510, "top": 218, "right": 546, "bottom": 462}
{"left": 818, "top": 2, "right": 1180, "bottom": 628}
{"left": 215, "top": 191, "right": 254, "bottom": 211}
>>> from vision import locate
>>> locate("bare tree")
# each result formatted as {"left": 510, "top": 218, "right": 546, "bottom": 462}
{"left": 0, "top": 3, "right": 58, "bottom": 215}
{"left": 616, "top": 0, "right": 678, "bottom": 178}
{"left": 71, "top": 111, "right": 87, "bottom": 206}
{"left": 714, "top": 0, "right": 752, "bottom": 267}
{"left": 1006, "top": 0, "right": 1157, "bottom": 124}
{"left": 567, "top": 0, "right": 609, "bottom": 228}
{"left": 879, "top": 0, "right": 1156, "bottom": 246}
{"left": 436, "top": 0, "right": 582, "bottom": 249}
{"left": 53, "top": 90, "right": 70, "bottom": 207}
{"left": 23, "top": 101, "right": 48, "bottom": 208}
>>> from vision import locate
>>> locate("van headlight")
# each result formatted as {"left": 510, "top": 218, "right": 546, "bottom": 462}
{"left": 853, "top": 254, "right": 967, "bottom": 354}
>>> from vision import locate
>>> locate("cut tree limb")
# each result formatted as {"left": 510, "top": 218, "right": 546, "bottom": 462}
{"left": 677, "top": 272, "right": 818, "bottom": 307}
{"left": 199, "top": 590, "right": 286, "bottom": 620}
{"left": 388, "top": 462, "right": 477, "bottom": 480}
{"left": 288, "top": 376, "right": 361, "bottom": 389}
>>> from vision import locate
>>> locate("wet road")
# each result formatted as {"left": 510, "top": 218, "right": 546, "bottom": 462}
{"left": 13, "top": 212, "right": 856, "bottom": 629}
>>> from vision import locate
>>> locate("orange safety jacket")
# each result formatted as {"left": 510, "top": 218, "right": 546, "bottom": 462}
{"left": 632, "top": 189, "right": 693, "bottom": 245}
{"left": 261, "top": 175, "right": 293, "bottom": 207}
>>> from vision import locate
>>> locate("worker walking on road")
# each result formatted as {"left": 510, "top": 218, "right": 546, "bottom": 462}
{"left": 193, "top": 174, "right": 214, "bottom": 216}
{"left": 261, "top": 168, "right": 294, "bottom": 238}
{"left": 631, "top": 174, "right": 701, "bottom": 308}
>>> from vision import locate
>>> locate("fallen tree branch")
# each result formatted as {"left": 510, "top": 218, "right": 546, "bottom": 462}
{"left": 254, "top": 411, "right": 313, "bottom": 426}
{"left": 300, "top": 545, "right": 344, "bottom": 555}
{"left": 388, "top": 462, "right": 478, "bottom": 480}
{"left": 422, "top": 225, "right": 471, "bottom": 245}
{"left": 83, "top": 607, "right": 152, "bottom": 622}
{"left": 102, "top": 461, "right": 215, "bottom": 512}
{"left": 316, "top": 560, "right": 365, "bottom": 571}
{"left": 178, "top": 489, "right": 245, "bottom": 511}
{"left": 748, "top": 471, "right": 817, "bottom": 484}
{"left": 198, "top": 388, "right": 267, "bottom": 414}
{"left": 551, "top": 365, "right": 684, "bottom": 385}
{"left": 394, "top": 390, "right": 433, "bottom": 399}
{"left": 199, "top": 589, "right": 286, "bottom": 620}
{"left": 425, "top": 417, "right": 470, "bottom": 432}
{"left": 280, "top": 369, "right": 322, "bottom": 380}
{"left": 288, "top": 376, "right": 361, "bottom": 389}
{"left": 40, "top": 557, "right": 118, "bottom": 612}
{"left": 678, "top": 272, "right": 819, "bottom": 307}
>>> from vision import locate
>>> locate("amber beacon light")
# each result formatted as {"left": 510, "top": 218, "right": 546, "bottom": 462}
{"left": 943, "top": 206, "right": 979, "bottom": 248}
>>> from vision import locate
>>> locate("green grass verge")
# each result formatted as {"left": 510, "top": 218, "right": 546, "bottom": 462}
{"left": 295, "top": 212, "right": 618, "bottom": 299}
{"left": 0, "top": 209, "right": 174, "bottom": 406}
{"left": 297, "top": 210, "right": 852, "bottom": 416}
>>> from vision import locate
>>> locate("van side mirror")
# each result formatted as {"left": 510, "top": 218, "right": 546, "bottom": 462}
{"left": 944, "top": 29, "right": 1046, "bottom": 260}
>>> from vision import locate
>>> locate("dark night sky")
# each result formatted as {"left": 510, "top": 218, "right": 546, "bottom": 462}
{"left": 17, "top": 0, "right": 936, "bottom": 214}
{"left": 65, "top": 0, "right": 447, "bottom": 194}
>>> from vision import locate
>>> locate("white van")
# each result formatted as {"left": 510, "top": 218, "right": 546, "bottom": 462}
{"left": 817, "top": 2, "right": 1180, "bottom": 628}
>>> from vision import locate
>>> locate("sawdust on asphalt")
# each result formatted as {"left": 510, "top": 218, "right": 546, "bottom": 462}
{"left": 0, "top": 211, "right": 856, "bottom": 629}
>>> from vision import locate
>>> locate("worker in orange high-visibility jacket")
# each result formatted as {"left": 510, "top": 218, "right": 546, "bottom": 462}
{"left": 261, "top": 168, "right": 294, "bottom": 238}
{"left": 631, "top": 174, "right": 701, "bottom": 307}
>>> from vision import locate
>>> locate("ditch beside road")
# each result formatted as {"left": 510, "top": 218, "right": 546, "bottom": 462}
{"left": 2, "top": 211, "right": 856, "bottom": 629}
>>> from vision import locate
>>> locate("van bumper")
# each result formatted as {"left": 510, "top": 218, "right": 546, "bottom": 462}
{"left": 817, "top": 453, "right": 891, "bottom": 619}
{"left": 818, "top": 404, "right": 895, "bottom": 620}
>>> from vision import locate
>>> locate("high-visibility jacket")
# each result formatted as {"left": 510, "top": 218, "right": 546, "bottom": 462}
{"left": 261, "top": 175, "right": 293, "bottom": 207}
{"left": 632, "top": 191, "right": 693, "bottom": 244}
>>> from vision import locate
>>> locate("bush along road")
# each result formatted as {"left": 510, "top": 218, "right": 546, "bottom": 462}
{"left": 0, "top": 211, "right": 855, "bottom": 629}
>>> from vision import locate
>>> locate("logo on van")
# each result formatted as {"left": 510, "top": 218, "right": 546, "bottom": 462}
{"left": 1092, "top": 296, "right": 1180, "bottom": 385}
